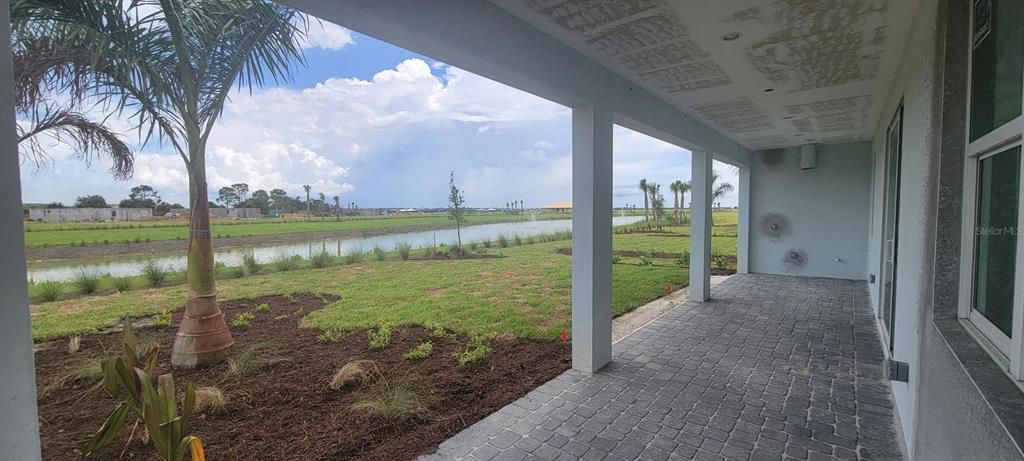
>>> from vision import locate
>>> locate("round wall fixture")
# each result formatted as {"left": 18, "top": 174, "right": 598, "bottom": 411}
{"left": 758, "top": 213, "right": 790, "bottom": 240}
{"left": 783, "top": 248, "right": 808, "bottom": 271}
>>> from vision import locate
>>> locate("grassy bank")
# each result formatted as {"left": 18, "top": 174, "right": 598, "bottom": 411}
{"left": 24, "top": 212, "right": 571, "bottom": 248}
{"left": 30, "top": 214, "right": 738, "bottom": 341}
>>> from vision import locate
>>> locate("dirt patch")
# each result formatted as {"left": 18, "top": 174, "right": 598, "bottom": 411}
{"left": 35, "top": 294, "right": 570, "bottom": 460}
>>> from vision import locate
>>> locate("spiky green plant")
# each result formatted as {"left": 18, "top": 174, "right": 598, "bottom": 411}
{"left": 35, "top": 279, "right": 63, "bottom": 302}
{"left": 372, "top": 245, "right": 386, "bottom": 261}
{"left": 141, "top": 260, "right": 168, "bottom": 287}
{"left": 241, "top": 252, "right": 260, "bottom": 275}
{"left": 396, "top": 242, "right": 412, "bottom": 260}
{"left": 309, "top": 250, "right": 334, "bottom": 268}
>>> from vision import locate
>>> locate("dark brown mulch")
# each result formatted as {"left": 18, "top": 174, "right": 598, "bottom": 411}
{"left": 35, "top": 293, "right": 570, "bottom": 460}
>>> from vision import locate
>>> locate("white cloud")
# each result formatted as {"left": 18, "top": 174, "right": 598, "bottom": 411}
{"left": 299, "top": 17, "right": 355, "bottom": 50}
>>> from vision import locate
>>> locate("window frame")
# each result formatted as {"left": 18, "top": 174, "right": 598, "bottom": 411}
{"left": 958, "top": 0, "right": 1024, "bottom": 379}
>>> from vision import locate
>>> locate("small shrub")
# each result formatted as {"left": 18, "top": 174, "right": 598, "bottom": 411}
{"left": 497, "top": 235, "right": 509, "bottom": 248}
{"left": 271, "top": 253, "right": 301, "bottom": 272}
{"left": 612, "top": 255, "right": 622, "bottom": 264}
{"left": 351, "top": 380, "right": 429, "bottom": 425}
{"left": 454, "top": 334, "right": 492, "bottom": 367}
{"left": 368, "top": 322, "right": 393, "bottom": 349}
{"left": 112, "top": 276, "right": 133, "bottom": 292}
{"left": 405, "top": 342, "right": 433, "bottom": 360}
{"left": 372, "top": 245, "right": 386, "bottom": 261}
{"left": 194, "top": 386, "right": 228, "bottom": 413}
{"left": 231, "top": 311, "right": 256, "bottom": 328}
{"left": 36, "top": 280, "right": 63, "bottom": 302}
{"left": 329, "top": 359, "right": 379, "bottom": 390}
{"left": 396, "top": 242, "right": 412, "bottom": 260}
{"left": 72, "top": 268, "right": 101, "bottom": 294}
{"left": 152, "top": 311, "right": 172, "bottom": 328}
{"left": 513, "top": 235, "right": 523, "bottom": 246}
{"left": 224, "top": 344, "right": 286, "bottom": 381}
{"left": 713, "top": 254, "right": 729, "bottom": 270}
{"left": 255, "top": 302, "right": 270, "bottom": 313}
{"left": 482, "top": 238, "right": 492, "bottom": 249}
{"left": 343, "top": 248, "right": 366, "bottom": 265}
{"left": 141, "top": 260, "right": 168, "bottom": 287}
{"left": 310, "top": 250, "right": 335, "bottom": 268}
{"left": 639, "top": 254, "right": 654, "bottom": 266}
{"left": 318, "top": 328, "right": 346, "bottom": 342}
{"left": 242, "top": 252, "right": 260, "bottom": 275}
{"left": 677, "top": 252, "right": 690, "bottom": 267}
{"left": 468, "top": 241, "right": 479, "bottom": 251}
{"left": 525, "top": 236, "right": 535, "bottom": 245}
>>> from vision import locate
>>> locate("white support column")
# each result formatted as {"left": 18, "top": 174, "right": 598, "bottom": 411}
{"left": 737, "top": 166, "right": 750, "bottom": 273}
{"left": 0, "top": 0, "right": 43, "bottom": 458}
{"left": 690, "top": 149, "right": 713, "bottom": 302}
{"left": 571, "top": 104, "right": 613, "bottom": 373}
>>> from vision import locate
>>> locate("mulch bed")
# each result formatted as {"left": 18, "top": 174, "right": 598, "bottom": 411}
{"left": 35, "top": 293, "right": 570, "bottom": 460}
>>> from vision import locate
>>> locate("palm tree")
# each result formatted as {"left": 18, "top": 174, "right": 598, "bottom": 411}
{"left": 15, "top": 0, "right": 311, "bottom": 367}
{"left": 303, "top": 185, "right": 312, "bottom": 221}
{"left": 638, "top": 178, "right": 649, "bottom": 221}
{"left": 11, "top": 10, "right": 134, "bottom": 179}
{"left": 711, "top": 171, "right": 734, "bottom": 226}
{"left": 333, "top": 195, "right": 340, "bottom": 218}
{"left": 669, "top": 181, "right": 680, "bottom": 225}
{"left": 679, "top": 180, "right": 691, "bottom": 224}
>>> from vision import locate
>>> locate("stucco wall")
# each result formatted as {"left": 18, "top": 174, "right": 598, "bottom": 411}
{"left": 914, "top": 324, "right": 1024, "bottom": 460}
{"left": 27, "top": 208, "right": 152, "bottom": 222}
{"left": 748, "top": 142, "right": 871, "bottom": 281}
{"left": 865, "top": 0, "right": 940, "bottom": 453}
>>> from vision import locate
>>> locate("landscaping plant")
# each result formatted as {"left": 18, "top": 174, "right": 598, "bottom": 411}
{"left": 343, "top": 247, "right": 365, "bottom": 265}
{"left": 713, "top": 254, "right": 729, "bottom": 270}
{"left": 14, "top": 0, "right": 312, "bottom": 367}
{"left": 141, "top": 260, "right": 169, "bottom": 287}
{"left": 242, "top": 252, "right": 260, "bottom": 275}
{"left": 405, "top": 342, "right": 433, "bottom": 360}
{"left": 447, "top": 171, "right": 466, "bottom": 250}
{"left": 351, "top": 379, "right": 429, "bottom": 425}
{"left": 112, "top": 275, "right": 133, "bottom": 292}
{"left": 271, "top": 253, "right": 301, "bottom": 272}
{"left": 372, "top": 245, "right": 387, "bottom": 261}
{"left": 72, "top": 268, "right": 101, "bottom": 294}
{"left": 310, "top": 250, "right": 334, "bottom": 268}
{"left": 396, "top": 242, "right": 412, "bottom": 260}
{"left": 231, "top": 312, "right": 255, "bottom": 328}
{"left": 368, "top": 322, "right": 393, "bottom": 349}
{"left": 224, "top": 344, "right": 286, "bottom": 381}
{"left": 454, "top": 334, "right": 492, "bottom": 367}
{"left": 35, "top": 279, "right": 63, "bottom": 302}
{"left": 329, "top": 359, "right": 379, "bottom": 390}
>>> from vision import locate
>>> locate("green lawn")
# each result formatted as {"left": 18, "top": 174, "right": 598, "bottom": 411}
{"left": 23, "top": 212, "right": 571, "bottom": 248}
{"left": 29, "top": 212, "right": 737, "bottom": 341}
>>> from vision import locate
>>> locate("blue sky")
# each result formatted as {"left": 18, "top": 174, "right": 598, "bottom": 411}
{"left": 19, "top": 18, "right": 738, "bottom": 209}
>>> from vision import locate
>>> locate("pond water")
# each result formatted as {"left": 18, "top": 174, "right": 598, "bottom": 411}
{"left": 27, "top": 216, "right": 644, "bottom": 282}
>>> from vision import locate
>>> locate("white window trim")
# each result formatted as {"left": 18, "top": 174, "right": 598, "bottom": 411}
{"left": 957, "top": 0, "right": 1024, "bottom": 379}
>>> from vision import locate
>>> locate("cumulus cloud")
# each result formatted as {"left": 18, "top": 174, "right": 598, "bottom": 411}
{"left": 299, "top": 16, "right": 355, "bottom": 50}
{"left": 19, "top": 48, "right": 738, "bottom": 208}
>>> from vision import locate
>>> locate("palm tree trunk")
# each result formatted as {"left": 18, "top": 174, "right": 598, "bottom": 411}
{"left": 172, "top": 140, "right": 233, "bottom": 368}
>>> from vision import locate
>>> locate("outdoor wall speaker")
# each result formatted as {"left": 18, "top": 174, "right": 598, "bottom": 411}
{"left": 800, "top": 144, "right": 817, "bottom": 170}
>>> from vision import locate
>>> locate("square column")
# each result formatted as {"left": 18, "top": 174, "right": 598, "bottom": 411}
{"left": 737, "top": 166, "right": 750, "bottom": 273}
{"left": 690, "top": 149, "right": 713, "bottom": 302}
{"left": 571, "top": 104, "right": 613, "bottom": 373}
{"left": 0, "top": 0, "right": 43, "bottom": 458}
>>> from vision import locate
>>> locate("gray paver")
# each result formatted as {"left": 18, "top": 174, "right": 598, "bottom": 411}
{"left": 421, "top": 274, "right": 905, "bottom": 460}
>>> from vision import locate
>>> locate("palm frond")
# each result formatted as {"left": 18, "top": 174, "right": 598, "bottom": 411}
{"left": 18, "top": 104, "right": 134, "bottom": 180}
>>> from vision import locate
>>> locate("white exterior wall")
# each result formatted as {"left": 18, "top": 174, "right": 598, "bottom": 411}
{"left": 865, "top": 0, "right": 943, "bottom": 452}
{"left": 28, "top": 207, "right": 152, "bottom": 222}
{"left": 748, "top": 142, "right": 872, "bottom": 281}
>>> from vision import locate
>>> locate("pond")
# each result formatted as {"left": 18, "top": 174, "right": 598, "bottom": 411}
{"left": 27, "top": 216, "right": 644, "bottom": 282}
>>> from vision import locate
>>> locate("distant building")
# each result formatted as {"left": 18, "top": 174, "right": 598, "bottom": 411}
{"left": 209, "top": 208, "right": 261, "bottom": 219}
{"left": 28, "top": 207, "right": 152, "bottom": 222}
{"left": 541, "top": 201, "right": 572, "bottom": 212}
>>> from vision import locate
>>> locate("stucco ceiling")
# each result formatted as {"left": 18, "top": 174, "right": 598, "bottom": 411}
{"left": 491, "top": 0, "right": 917, "bottom": 151}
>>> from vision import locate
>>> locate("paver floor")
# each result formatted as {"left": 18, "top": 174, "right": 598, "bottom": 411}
{"left": 422, "top": 274, "right": 906, "bottom": 461}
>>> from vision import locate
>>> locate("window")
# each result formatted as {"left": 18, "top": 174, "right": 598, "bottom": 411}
{"left": 959, "top": 0, "right": 1024, "bottom": 378}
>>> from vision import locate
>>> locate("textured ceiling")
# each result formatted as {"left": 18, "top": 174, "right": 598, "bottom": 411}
{"left": 492, "top": 0, "right": 916, "bottom": 151}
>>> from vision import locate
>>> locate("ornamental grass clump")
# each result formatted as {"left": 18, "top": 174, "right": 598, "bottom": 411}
{"left": 372, "top": 245, "right": 387, "bottom": 261}
{"left": 329, "top": 359, "right": 379, "bottom": 390}
{"left": 396, "top": 242, "right": 412, "bottom": 260}
{"left": 36, "top": 280, "right": 63, "bottom": 302}
{"left": 72, "top": 268, "right": 101, "bottom": 294}
{"left": 310, "top": 250, "right": 335, "bottom": 268}
{"left": 351, "top": 380, "right": 429, "bottom": 425}
{"left": 141, "top": 260, "right": 168, "bottom": 287}
{"left": 242, "top": 252, "right": 260, "bottom": 275}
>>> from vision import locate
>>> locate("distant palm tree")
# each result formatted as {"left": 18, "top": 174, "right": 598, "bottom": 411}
{"left": 318, "top": 192, "right": 326, "bottom": 214}
{"left": 669, "top": 181, "right": 681, "bottom": 225}
{"left": 333, "top": 195, "right": 340, "bottom": 218}
{"left": 711, "top": 171, "right": 734, "bottom": 226}
{"left": 303, "top": 185, "right": 311, "bottom": 221}
{"left": 639, "top": 178, "right": 649, "bottom": 221}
